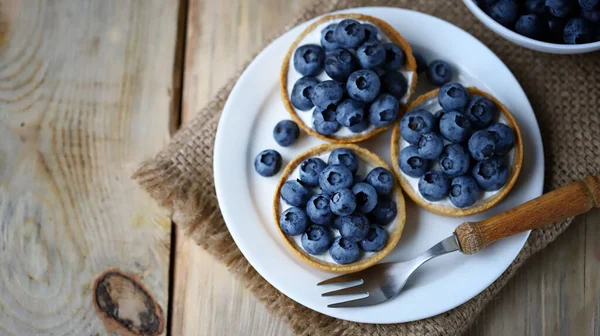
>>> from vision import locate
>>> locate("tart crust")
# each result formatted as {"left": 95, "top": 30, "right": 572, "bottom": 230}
{"left": 273, "top": 144, "right": 406, "bottom": 273}
{"left": 390, "top": 87, "right": 524, "bottom": 217}
{"left": 280, "top": 14, "right": 418, "bottom": 144}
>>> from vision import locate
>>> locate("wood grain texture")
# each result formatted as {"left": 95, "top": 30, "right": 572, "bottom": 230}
{"left": 0, "top": 0, "right": 179, "bottom": 335}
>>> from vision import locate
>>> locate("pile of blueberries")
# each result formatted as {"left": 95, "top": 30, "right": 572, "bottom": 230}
{"left": 398, "top": 82, "right": 515, "bottom": 208}
{"left": 278, "top": 148, "right": 397, "bottom": 264}
{"left": 474, "top": 0, "right": 600, "bottom": 44}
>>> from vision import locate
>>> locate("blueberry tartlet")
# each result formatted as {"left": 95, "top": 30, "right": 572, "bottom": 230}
{"left": 273, "top": 144, "right": 406, "bottom": 273}
{"left": 281, "top": 14, "right": 418, "bottom": 144}
{"left": 391, "top": 84, "right": 523, "bottom": 217}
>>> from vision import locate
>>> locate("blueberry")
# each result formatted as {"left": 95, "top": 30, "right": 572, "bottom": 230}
{"left": 426, "top": 60, "right": 453, "bottom": 87}
{"left": 320, "top": 24, "right": 339, "bottom": 51}
{"left": 281, "top": 180, "right": 311, "bottom": 206}
{"left": 399, "top": 145, "right": 430, "bottom": 177}
{"left": 564, "top": 18, "right": 592, "bottom": 44}
{"left": 418, "top": 171, "right": 451, "bottom": 202}
{"left": 332, "top": 216, "right": 343, "bottom": 230}
{"left": 334, "top": 19, "right": 366, "bottom": 49}
{"left": 330, "top": 188, "right": 357, "bottom": 216}
{"left": 365, "top": 167, "right": 394, "bottom": 195}
{"left": 359, "top": 225, "right": 388, "bottom": 252}
{"left": 468, "top": 130, "right": 498, "bottom": 161}
{"left": 439, "top": 144, "right": 471, "bottom": 177}
{"left": 581, "top": 9, "right": 600, "bottom": 23}
{"left": 367, "top": 94, "right": 399, "bottom": 127}
{"left": 545, "top": 0, "right": 572, "bottom": 18}
{"left": 464, "top": 95, "right": 496, "bottom": 129}
{"left": 339, "top": 213, "right": 370, "bottom": 243}
{"left": 329, "top": 237, "right": 361, "bottom": 264}
{"left": 311, "top": 80, "right": 344, "bottom": 110}
{"left": 449, "top": 176, "right": 480, "bottom": 208}
{"left": 356, "top": 41, "right": 386, "bottom": 69}
{"left": 301, "top": 225, "right": 333, "bottom": 255}
{"left": 312, "top": 106, "right": 341, "bottom": 135}
{"left": 547, "top": 17, "right": 568, "bottom": 42}
{"left": 525, "top": 0, "right": 545, "bottom": 15}
{"left": 380, "top": 71, "right": 408, "bottom": 99}
{"left": 336, "top": 99, "right": 366, "bottom": 128}
{"left": 487, "top": 123, "right": 515, "bottom": 155}
{"left": 472, "top": 158, "right": 509, "bottom": 191}
{"left": 324, "top": 48, "right": 359, "bottom": 82}
{"left": 299, "top": 157, "right": 327, "bottom": 187}
{"left": 580, "top": 0, "right": 600, "bottom": 10}
{"left": 273, "top": 120, "right": 299, "bottom": 147}
{"left": 438, "top": 82, "right": 469, "bottom": 112}
{"left": 413, "top": 52, "right": 427, "bottom": 73}
{"left": 254, "top": 149, "right": 282, "bottom": 177}
{"left": 319, "top": 164, "right": 353, "bottom": 194}
{"left": 362, "top": 24, "right": 380, "bottom": 42}
{"left": 489, "top": 0, "right": 520, "bottom": 27}
{"left": 353, "top": 174, "right": 364, "bottom": 185}
{"left": 328, "top": 148, "right": 359, "bottom": 174}
{"left": 369, "top": 195, "right": 397, "bottom": 225}
{"left": 352, "top": 182, "right": 378, "bottom": 213}
{"left": 291, "top": 76, "right": 319, "bottom": 111}
{"left": 381, "top": 43, "right": 405, "bottom": 71}
{"left": 417, "top": 132, "right": 444, "bottom": 160}
{"left": 293, "top": 44, "right": 325, "bottom": 76}
{"left": 516, "top": 14, "right": 543, "bottom": 38}
{"left": 306, "top": 194, "right": 334, "bottom": 225}
{"left": 346, "top": 70, "right": 381, "bottom": 103}
{"left": 348, "top": 116, "right": 371, "bottom": 133}
{"left": 399, "top": 108, "right": 436, "bottom": 144}
{"left": 439, "top": 111, "right": 473, "bottom": 143}
{"left": 279, "top": 207, "right": 309, "bottom": 236}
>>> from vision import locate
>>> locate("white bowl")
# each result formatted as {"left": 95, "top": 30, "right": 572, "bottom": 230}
{"left": 463, "top": 0, "right": 600, "bottom": 54}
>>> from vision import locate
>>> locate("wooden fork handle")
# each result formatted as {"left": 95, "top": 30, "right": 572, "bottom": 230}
{"left": 455, "top": 175, "right": 600, "bottom": 254}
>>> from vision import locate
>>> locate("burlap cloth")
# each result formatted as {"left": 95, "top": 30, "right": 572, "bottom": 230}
{"left": 133, "top": 0, "right": 600, "bottom": 334}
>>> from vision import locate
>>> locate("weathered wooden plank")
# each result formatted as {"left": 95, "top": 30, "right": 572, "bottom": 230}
{"left": 0, "top": 0, "right": 179, "bottom": 335}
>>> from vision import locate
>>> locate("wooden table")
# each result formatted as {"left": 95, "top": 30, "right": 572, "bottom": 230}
{"left": 1, "top": 0, "right": 598, "bottom": 335}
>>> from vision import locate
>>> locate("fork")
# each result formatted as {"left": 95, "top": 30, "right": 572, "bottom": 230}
{"left": 319, "top": 175, "right": 600, "bottom": 308}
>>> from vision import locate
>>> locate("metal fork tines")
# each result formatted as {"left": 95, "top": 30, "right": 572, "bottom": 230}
{"left": 318, "top": 235, "right": 461, "bottom": 308}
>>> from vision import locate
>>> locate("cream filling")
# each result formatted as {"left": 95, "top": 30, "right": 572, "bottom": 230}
{"left": 398, "top": 98, "right": 516, "bottom": 208}
{"left": 286, "top": 19, "right": 414, "bottom": 139}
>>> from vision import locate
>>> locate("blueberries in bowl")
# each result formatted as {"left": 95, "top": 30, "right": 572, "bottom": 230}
{"left": 346, "top": 69, "right": 381, "bottom": 103}
{"left": 307, "top": 194, "right": 334, "bottom": 225}
{"left": 359, "top": 225, "right": 388, "bottom": 252}
{"left": 356, "top": 41, "right": 386, "bottom": 69}
{"left": 369, "top": 93, "right": 400, "bottom": 127}
{"left": 301, "top": 225, "right": 333, "bottom": 255}
{"left": 328, "top": 148, "right": 359, "bottom": 174}
{"left": 438, "top": 82, "right": 469, "bottom": 112}
{"left": 449, "top": 176, "right": 480, "bottom": 208}
{"left": 399, "top": 145, "right": 430, "bottom": 177}
{"left": 280, "top": 207, "right": 309, "bottom": 236}
{"left": 340, "top": 213, "right": 371, "bottom": 243}
{"left": 293, "top": 45, "right": 325, "bottom": 76}
{"left": 418, "top": 171, "right": 451, "bottom": 202}
{"left": 330, "top": 237, "right": 361, "bottom": 264}
{"left": 365, "top": 167, "right": 394, "bottom": 195}
{"left": 320, "top": 23, "right": 340, "bottom": 51}
{"left": 399, "top": 108, "right": 437, "bottom": 144}
{"left": 299, "top": 157, "right": 327, "bottom": 186}
{"left": 324, "top": 48, "right": 358, "bottom": 82}
{"left": 472, "top": 157, "right": 510, "bottom": 191}
{"left": 290, "top": 76, "right": 319, "bottom": 111}
{"left": 334, "top": 19, "right": 366, "bottom": 49}
{"left": 319, "top": 164, "right": 354, "bottom": 194}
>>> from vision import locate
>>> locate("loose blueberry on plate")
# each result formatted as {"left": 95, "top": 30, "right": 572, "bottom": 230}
{"left": 369, "top": 93, "right": 400, "bottom": 127}
{"left": 487, "top": 123, "right": 515, "bottom": 155}
{"left": 564, "top": 18, "right": 591, "bottom": 44}
{"left": 320, "top": 23, "right": 339, "bottom": 51}
{"left": 339, "top": 213, "right": 370, "bottom": 243}
{"left": 369, "top": 195, "right": 397, "bottom": 225}
{"left": 356, "top": 41, "right": 386, "bottom": 69}
{"left": 329, "top": 237, "right": 361, "bottom": 264}
{"left": 346, "top": 69, "right": 381, "bottom": 103}
{"left": 546, "top": 0, "right": 573, "bottom": 18}
{"left": 516, "top": 14, "right": 543, "bottom": 39}
{"left": 413, "top": 52, "right": 427, "bottom": 73}
{"left": 313, "top": 106, "right": 341, "bottom": 135}
{"left": 399, "top": 145, "right": 430, "bottom": 177}
{"left": 310, "top": 80, "right": 344, "bottom": 110}
{"left": 359, "top": 225, "right": 388, "bottom": 252}
{"left": 318, "top": 164, "right": 354, "bottom": 194}
{"left": 438, "top": 82, "right": 468, "bottom": 112}
{"left": 306, "top": 194, "right": 334, "bottom": 225}
{"left": 472, "top": 157, "right": 510, "bottom": 191}
{"left": 381, "top": 43, "right": 405, "bottom": 71}
{"left": 469, "top": 130, "right": 499, "bottom": 161}
{"left": 417, "top": 132, "right": 444, "bottom": 160}
{"left": 273, "top": 120, "right": 299, "bottom": 147}
{"left": 488, "top": 0, "right": 520, "bottom": 27}
{"left": 524, "top": 0, "right": 545, "bottom": 15}
{"left": 449, "top": 176, "right": 480, "bottom": 208}
{"left": 380, "top": 71, "right": 408, "bottom": 99}
{"left": 426, "top": 60, "right": 453, "bottom": 87}
{"left": 328, "top": 148, "right": 359, "bottom": 174}
{"left": 352, "top": 182, "right": 379, "bottom": 213}
{"left": 464, "top": 95, "right": 496, "bottom": 129}
{"left": 336, "top": 99, "right": 366, "bottom": 128}
{"left": 254, "top": 149, "right": 282, "bottom": 177}
{"left": 418, "top": 171, "right": 451, "bottom": 202}
{"left": 293, "top": 44, "right": 325, "bottom": 76}
{"left": 439, "top": 144, "right": 471, "bottom": 177}
{"left": 365, "top": 167, "right": 394, "bottom": 195}
{"left": 330, "top": 188, "right": 357, "bottom": 216}
{"left": 324, "top": 48, "right": 359, "bottom": 82}
{"left": 334, "top": 19, "right": 366, "bottom": 49}
{"left": 399, "top": 108, "right": 436, "bottom": 144}
{"left": 580, "top": 0, "right": 599, "bottom": 10}
{"left": 299, "top": 157, "right": 327, "bottom": 187}
{"left": 281, "top": 180, "right": 311, "bottom": 207}
{"left": 279, "top": 207, "right": 309, "bottom": 236}
{"left": 362, "top": 23, "right": 380, "bottom": 42}
{"left": 301, "top": 224, "right": 333, "bottom": 255}
{"left": 291, "top": 76, "right": 319, "bottom": 111}
{"left": 439, "top": 111, "right": 473, "bottom": 143}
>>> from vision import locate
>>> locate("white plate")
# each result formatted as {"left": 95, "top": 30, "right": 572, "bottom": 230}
{"left": 214, "top": 7, "right": 544, "bottom": 324}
